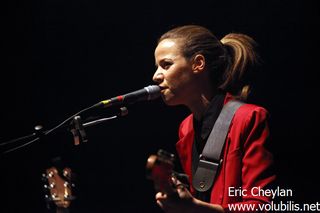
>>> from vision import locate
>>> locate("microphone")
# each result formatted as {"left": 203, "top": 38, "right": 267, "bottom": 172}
{"left": 96, "top": 85, "right": 161, "bottom": 108}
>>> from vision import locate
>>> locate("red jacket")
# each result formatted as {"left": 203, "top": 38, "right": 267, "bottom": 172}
{"left": 176, "top": 95, "right": 276, "bottom": 212}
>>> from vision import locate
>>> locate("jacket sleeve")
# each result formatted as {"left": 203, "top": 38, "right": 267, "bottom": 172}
{"left": 223, "top": 106, "right": 276, "bottom": 212}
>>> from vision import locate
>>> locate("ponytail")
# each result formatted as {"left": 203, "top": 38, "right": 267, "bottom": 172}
{"left": 157, "top": 25, "right": 261, "bottom": 101}
{"left": 220, "top": 33, "right": 260, "bottom": 101}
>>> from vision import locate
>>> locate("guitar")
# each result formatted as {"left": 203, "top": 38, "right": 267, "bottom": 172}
{"left": 43, "top": 166, "right": 75, "bottom": 213}
{"left": 146, "top": 149, "right": 188, "bottom": 195}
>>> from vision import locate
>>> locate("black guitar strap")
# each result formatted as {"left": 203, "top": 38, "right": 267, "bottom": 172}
{"left": 192, "top": 100, "right": 244, "bottom": 193}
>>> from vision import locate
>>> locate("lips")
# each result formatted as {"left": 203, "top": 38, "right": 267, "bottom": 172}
{"left": 158, "top": 85, "right": 168, "bottom": 90}
{"left": 158, "top": 86, "right": 167, "bottom": 96}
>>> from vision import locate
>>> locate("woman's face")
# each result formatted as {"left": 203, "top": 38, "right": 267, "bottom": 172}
{"left": 153, "top": 39, "right": 197, "bottom": 106}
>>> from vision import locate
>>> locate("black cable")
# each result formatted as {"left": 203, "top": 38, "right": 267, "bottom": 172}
{"left": 2, "top": 137, "right": 40, "bottom": 154}
{"left": 0, "top": 133, "right": 36, "bottom": 146}
{"left": 44, "top": 103, "right": 99, "bottom": 136}
{"left": 0, "top": 102, "right": 101, "bottom": 155}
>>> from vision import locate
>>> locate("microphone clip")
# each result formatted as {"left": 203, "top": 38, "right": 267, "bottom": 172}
{"left": 70, "top": 116, "right": 88, "bottom": 146}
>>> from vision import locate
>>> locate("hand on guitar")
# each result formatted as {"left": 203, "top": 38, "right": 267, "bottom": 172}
{"left": 146, "top": 150, "right": 194, "bottom": 212}
{"left": 146, "top": 150, "right": 224, "bottom": 213}
{"left": 155, "top": 176, "right": 196, "bottom": 213}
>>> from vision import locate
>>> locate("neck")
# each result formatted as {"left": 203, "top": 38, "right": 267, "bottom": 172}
{"left": 56, "top": 207, "right": 69, "bottom": 213}
{"left": 187, "top": 86, "right": 216, "bottom": 121}
{"left": 183, "top": 72, "right": 217, "bottom": 120}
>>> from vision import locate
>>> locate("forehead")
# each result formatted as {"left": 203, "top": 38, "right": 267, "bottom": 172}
{"left": 155, "top": 39, "right": 182, "bottom": 58}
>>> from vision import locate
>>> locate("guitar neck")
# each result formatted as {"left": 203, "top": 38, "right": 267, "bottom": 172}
{"left": 56, "top": 207, "right": 70, "bottom": 213}
{"left": 43, "top": 166, "right": 75, "bottom": 213}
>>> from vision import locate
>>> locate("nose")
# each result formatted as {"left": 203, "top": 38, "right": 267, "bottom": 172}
{"left": 152, "top": 68, "right": 164, "bottom": 84}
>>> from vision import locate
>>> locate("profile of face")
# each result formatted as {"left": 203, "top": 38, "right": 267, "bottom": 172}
{"left": 153, "top": 39, "right": 199, "bottom": 106}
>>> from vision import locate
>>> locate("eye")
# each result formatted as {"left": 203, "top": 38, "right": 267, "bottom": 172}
{"left": 160, "top": 61, "right": 173, "bottom": 70}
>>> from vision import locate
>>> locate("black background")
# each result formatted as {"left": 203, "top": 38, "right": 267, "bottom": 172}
{"left": 1, "top": 0, "right": 319, "bottom": 212}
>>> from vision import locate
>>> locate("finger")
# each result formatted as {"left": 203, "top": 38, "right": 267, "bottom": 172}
{"left": 156, "top": 193, "right": 169, "bottom": 212}
{"left": 171, "top": 176, "right": 180, "bottom": 185}
{"left": 157, "top": 200, "right": 170, "bottom": 212}
{"left": 156, "top": 199, "right": 164, "bottom": 209}
{"left": 176, "top": 183, "right": 185, "bottom": 189}
{"left": 155, "top": 192, "right": 167, "bottom": 200}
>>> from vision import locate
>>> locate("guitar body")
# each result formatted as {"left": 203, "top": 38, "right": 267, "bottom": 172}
{"left": 146, "top": 149, "right": 176, "bottom": 195}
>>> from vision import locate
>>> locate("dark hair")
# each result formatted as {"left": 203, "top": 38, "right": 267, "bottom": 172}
{"left": 158, "top": 25, "right": 260, "bottom": 100}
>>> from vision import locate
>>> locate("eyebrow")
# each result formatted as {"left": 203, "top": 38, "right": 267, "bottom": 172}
{"left": 155, "top": 58, "right": 164, "bottom": 67}
{"left": 156, "top": 58, "right": 173, "bottom": 66}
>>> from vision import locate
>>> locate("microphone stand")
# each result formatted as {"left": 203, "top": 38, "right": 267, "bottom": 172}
{"left": 0, "top": 106, "right": 129, "bottom": 155}
{"left": 1, "top": 84, "right": 160, "bottom": 155}
{"left": 0, "top": 101, "right": 129, "bottom": 212}
{"left": 69, "top": 107, "right": 128, "bottom": 146}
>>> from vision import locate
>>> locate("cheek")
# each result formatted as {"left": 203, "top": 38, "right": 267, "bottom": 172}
{"left": 162, "top": 67, "right": 194, "bottom": 104}
{"left": 167, "top": 68, "right": 192, "bottom": 90}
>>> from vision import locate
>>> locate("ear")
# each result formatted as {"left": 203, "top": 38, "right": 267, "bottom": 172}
{"left": 192, "top": 54, "right": 205, "bottom": 74}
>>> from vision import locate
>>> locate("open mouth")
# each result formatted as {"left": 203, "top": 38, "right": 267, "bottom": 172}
{"left": 158, "top": 85, "right": 166, "bottom": 90}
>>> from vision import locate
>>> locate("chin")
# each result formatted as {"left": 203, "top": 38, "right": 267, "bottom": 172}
{"left": 162, "top": 96, "right": 180, "bottom": 106}
{"left": 161, "top": 90, "right": 181, "bottom": 106}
